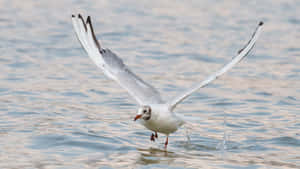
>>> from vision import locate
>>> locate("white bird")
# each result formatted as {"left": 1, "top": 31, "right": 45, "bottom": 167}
{"left": 71, "top": 14, "right": 263, "bottom": 148}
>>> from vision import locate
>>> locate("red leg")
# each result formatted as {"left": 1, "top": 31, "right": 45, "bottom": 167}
{"left": 164, "top": 136, "right": 168, "bottom": 149}
{"left": 150, "top": 133, "right": 155, "bottom": 142}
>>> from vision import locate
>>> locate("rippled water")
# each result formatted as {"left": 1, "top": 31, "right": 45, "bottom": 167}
{"left": 0, "top": 0, "right": 299, "bottom": 168}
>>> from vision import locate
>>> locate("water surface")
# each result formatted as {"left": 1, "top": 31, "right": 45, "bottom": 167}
{"left": 0, "top": 0, "right": 299, "bottom": 168}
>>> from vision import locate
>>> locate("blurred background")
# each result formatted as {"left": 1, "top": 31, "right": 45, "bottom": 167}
{"left": 0, "top": 0, "right": 299, "bottom": 168}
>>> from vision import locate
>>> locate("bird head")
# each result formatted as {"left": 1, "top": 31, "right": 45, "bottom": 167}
{"left": 134, "top": 105, "right": 152, "bottom": 121}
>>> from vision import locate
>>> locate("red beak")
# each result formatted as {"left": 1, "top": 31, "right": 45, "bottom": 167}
{"left": 134, "top": 114, "right": 142, "bottom": 121}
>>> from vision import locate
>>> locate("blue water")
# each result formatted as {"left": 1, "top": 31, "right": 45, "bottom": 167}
{"left": 0, "top": 0, "right": 299, "bottom": 168}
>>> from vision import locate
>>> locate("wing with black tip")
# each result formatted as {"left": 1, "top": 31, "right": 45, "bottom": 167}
{"left": 168, "top": 22, "right": 264, "bottom": 111}
{"left": 71, "top": 14, "right": 164, "bottom": 105}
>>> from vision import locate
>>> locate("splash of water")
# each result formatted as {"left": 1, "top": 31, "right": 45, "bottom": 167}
{"left": 216, "top": 111, "right": 229, "bottom": 151}
{"left": 184, "top": 125, "right": 191, "bottom": 143}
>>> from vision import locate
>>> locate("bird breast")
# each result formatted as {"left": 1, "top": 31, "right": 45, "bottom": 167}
{"left": 141, "top": 111, "right": 184, "bottom": 134}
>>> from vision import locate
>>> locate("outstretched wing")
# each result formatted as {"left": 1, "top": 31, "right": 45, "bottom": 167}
{"left": 71, "top": 14, "right": 164, "bottom": 105}
{"left": 168, "top": 21, "right": 264, "bottom": 111}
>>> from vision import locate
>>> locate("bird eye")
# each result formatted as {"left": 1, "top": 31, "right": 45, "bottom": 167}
{"left": 143, "top": 110, "right": 147, "bottom": 113}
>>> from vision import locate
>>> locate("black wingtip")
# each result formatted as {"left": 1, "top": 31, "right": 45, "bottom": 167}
{"left": 77, "top": 14, "right": 87, "bottom": 31}
{"left": 86, "top": 16, "right": 91, "bottom": 24}
{"left": 72, "top": 14, "right": 75, "bottom": 18}
{"left": 259, "top": 21, "right": 264, "bottom": 26}
{"left": 85, "top": 15, "right": 102, "bottom": 49}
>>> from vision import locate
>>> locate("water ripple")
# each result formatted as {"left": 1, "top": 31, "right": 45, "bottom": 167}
{"left": 0, "top": 0, "right": 299, "bottom": 168}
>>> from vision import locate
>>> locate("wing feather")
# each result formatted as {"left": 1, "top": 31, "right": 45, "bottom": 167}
{"left": 71, "top": 14, "right": 164, "bottom": 105}
{"left": 168, "top": 22, "right": 264, "bottom": 111}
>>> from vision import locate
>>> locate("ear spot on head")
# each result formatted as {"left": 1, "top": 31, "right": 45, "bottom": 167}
{"left": 141, "top": 105, "right": 152, "bottom": 121}
{"left": 143, "top": 105, "right": 151, "bottom": 113}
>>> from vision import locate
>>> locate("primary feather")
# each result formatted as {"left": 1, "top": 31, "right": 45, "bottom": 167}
{"left": 71, "top": 14, "right": 164, "bottom": 105}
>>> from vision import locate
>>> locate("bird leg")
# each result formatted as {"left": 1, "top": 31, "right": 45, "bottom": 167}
{"left": 150, "top": 132, "right": 158, "bottom": 142}
{"left": 164, "top": 136, "right": 169, "bottom": 149}
{"left": 150, "top": 133, "right": 155, "bottom": 142}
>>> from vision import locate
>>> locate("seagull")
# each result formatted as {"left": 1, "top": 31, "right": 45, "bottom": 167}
{"left": 71, "top": 14, "right": 264, "bottom": 148}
